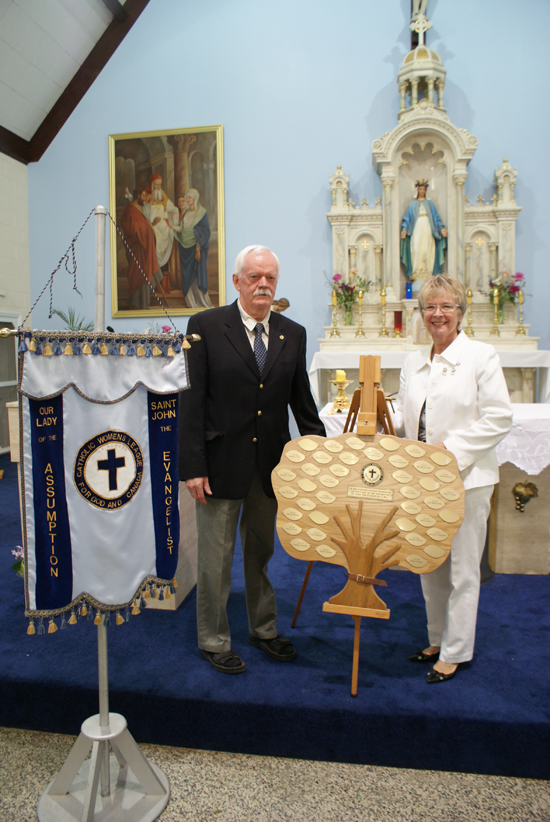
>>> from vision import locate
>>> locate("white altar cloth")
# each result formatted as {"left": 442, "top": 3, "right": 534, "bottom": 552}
{"left": 320, "top": 403, "right": 550, "bottom": 476}
{"left": 310, "top": 350, "right": 550, "bottom": 405}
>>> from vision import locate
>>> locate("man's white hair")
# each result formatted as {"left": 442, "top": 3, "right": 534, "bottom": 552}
{"left": 234, "top": 245, "right": 280, "bottom": 279}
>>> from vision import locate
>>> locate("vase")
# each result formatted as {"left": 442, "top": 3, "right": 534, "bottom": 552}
{"left": 343, "top": 306, "right": 354, "bottom": 326}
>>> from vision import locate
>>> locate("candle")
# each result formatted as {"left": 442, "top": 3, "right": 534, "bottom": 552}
{"left": 467, "top": 288, "right": 472, "bottom": 304}
{"left": 519, "top": 289, "right": 523, "bottom": 305}
{"left": 332, "top": 289, "right": 337, "bottom": 306}
{"left": 380, "top": 289, "right": 386, "bottom": 307}
{"left": 335, "top": 369, "right": 346, "bottom": 382}
{"left": 394, "top": 311, "right": 402, "bottom": 333}
{"left": 358, "top": 290, "right": 363, "bottom": 306}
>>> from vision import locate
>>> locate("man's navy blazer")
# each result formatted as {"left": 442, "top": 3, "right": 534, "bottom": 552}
{"left": 178, "top": 300, "right": 326, "bottom": 499}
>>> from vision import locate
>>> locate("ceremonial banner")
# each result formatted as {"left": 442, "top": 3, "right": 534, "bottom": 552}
{"left": 18, "top": 331, "right": 189, "bottom": 633}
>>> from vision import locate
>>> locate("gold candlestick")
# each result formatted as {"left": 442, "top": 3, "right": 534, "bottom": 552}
{"left": 464, "top": 288, "right": 474, "bottom": 337}
{"left": 330, "top": 288, "right": 340, "bottom": 338}
{"left": 516, "top": 289, "right": 526, "bottom": 335}
{"left": 490, "top": 286, "right": 500, "bottom": 336}
{"left": 355, "top": 290, "right": 366, "bottom": 338}
{"left": 378, "top": 289, "right": 389, "bottom": 337}
{"left": 329, "top": 370, "right": 353, "bottom": 415}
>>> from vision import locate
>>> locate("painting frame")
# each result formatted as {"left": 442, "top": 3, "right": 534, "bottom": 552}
{"left": 108, "top": 125, "right": 225, "bottom": 318}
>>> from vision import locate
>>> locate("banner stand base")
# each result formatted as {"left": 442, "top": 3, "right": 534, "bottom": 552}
{"left": 38, "top": 712, "right": 169, "bottom": 822}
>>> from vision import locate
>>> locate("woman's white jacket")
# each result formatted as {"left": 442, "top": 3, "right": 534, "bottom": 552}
{"left": 393, "top": 332, "right": 513, "bottom": 490}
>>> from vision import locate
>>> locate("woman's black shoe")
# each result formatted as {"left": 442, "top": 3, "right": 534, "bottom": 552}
{"left": 408, "top": 649, "right": 440, "bottom": 663}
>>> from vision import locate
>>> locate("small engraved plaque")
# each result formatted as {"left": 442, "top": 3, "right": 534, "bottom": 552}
{"left": 401, "top": 501, "right": 422, "bottom": 515}
{"left": 347, "top": 486, "right": 394, "bottom": 501}
{"left": 283, "top": 508, "right": 302, "bottom": 521}
{"left": 312, "top": 451, "right": 332, "bottom": 464}
{"left": 278, "top": 486, "right": 298, "bottom": 499}
{"left": 301, "top": 462, "right": 321, "bottom": 476}
{"left": 393, "top": 470, "right": 413, "bottom": 483}
{"left": 435, "top": 469, "right": 456, "bottom": 483}
{"left": 396, "top": 517, "right": 416, "bottom": 532}
{"left": 282, "top": 521, "right": 302, "bottom": 535}
{"left": 424, "top": 495, "right": 445, "bottom": 510}
{"left": 405, "top": 444, "right": 426, "bottom": 458}
{"left": 424, "top": 544, "right": 446, "bottom": 558}
{"left": 277, "top": 468, "right": 296, "bottom": 482}
{"left": 299, "top": 438, "right": 318, "bottom": 452}
{"left": 414, "top": 460, "right": 434, "bottom": 474}
{"left": 364, "top": 447, "right": 384, "bottom": 460}
{"left": 430, "top": 451, "right": 452, "bottom": 466}
{"left": 291, "top": 538, "right": 310, "bottom": 552}
{"left": 330, "top": 464, "right": 350, "bottom": 477}
{"left": 439, "top": 509, "right": 461, "bottom": 524}
{"left": 400, "top": 486, "right": 421, "bottom": 499}
{"left": 316, "top": 490, "right": 336, "bottom": 504}
{"left": 306, "top": 528, "right": 327, "bottom": 541}
{"left": 319, "top": 474, "right": 339, "bottom": 487}
{"left": 406, "top": 533, "right": 426, "bottom": 547}
{"left": 324, "top": 440, "right": 343, "bottom": 453}
{"left": 440, "top": 487, "right": 460, "bottom": 501}
{"left": 427, "top": 527, "right": 449, "bottom": 542}
{"left": 345, "top": 437, "right": 365, "bottom": 450}
{"left": 297, "top": 498, "right": 316, "bottom": 511}
{"left": 379, "top": 436, "right": 401, "bottom": 452}
{"left": 405, "top": 554, "right": 428, "bottom": 568}
{"left": 298, "top": 478, "right": 317, "bottom": 492}
{"left": 419, "top": 477, "right": 440, "bottom": 492}
{"left": 389, "top": 454, "right": 409, "bottom": 468}
{"left": 309, "top": 511, "right": 329, "bottom": 525}
{"left": 339, "top": 452, "right": 359, "bottom": 465}
{"left": 416, "top": 513, "right": 437, "bottom": 527}
{"left": 286, "top": 450, "right": 305, "bottom": 463}
{"left": 316, "top": 544, "right": 337, "bottom": 558}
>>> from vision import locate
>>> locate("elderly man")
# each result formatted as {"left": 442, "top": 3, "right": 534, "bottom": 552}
{"left": 120, "top": 187, "right": 162, "bottom": 309}
{"left": 178, "top": 245, "right": 325, "bottom": 674}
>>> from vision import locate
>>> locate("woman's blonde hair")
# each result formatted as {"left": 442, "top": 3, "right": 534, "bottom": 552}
{"left": 417, "top": 275, "right": 467, "bottom": 318}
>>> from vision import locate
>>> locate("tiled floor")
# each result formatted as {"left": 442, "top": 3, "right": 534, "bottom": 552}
{"left": 0, "top": 726, "right": 548, "bottom": 822}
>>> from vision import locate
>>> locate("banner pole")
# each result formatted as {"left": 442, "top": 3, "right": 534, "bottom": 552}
{"left": 94, "top": 205, "right": 108, "bottom": 333}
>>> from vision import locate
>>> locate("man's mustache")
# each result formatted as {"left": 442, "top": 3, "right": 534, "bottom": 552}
{"left": 253, "top": 288, "right": 272, "bottom": 297}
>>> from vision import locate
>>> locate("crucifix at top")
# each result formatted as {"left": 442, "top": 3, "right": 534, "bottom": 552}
{"left": 410, "top": 0, "right": 432, "bottom": 47}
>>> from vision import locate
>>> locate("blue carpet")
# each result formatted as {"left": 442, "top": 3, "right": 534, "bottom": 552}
{"left": 1, "top": 452, "right": 549, "bottom": 778}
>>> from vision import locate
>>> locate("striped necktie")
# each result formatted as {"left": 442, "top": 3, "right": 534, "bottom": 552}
{"left": 254, "top": 323, "right": 267, "bottom": 374}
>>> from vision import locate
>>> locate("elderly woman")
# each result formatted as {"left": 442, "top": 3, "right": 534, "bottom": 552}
{"left": 170, "top": 189, "right": 212, "bottom": 309}
{"left": 394, "top": 275, "right": 512, "bottom": 683}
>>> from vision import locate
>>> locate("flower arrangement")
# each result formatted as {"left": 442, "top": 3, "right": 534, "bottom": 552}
{"left": 328, "top": 270, "right": 371, "bottom": 324}
{"left": 489, "top": 271, "right": 524, "bottom": 322}
{"left": 12, "top": 545, "right": 24, "bottom": 578}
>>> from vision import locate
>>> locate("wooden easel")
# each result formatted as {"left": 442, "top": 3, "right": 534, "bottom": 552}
{"left": 291, "top": 356, "right": 395, "bottom": 696}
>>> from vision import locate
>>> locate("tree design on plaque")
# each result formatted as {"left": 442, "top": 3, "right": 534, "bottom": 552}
{"left": 272, "top": 433, "right": 465, "bottom": 612}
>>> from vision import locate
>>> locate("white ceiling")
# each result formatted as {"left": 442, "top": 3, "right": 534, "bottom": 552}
{"left": 0, "top": 0, "right": 123, "bottom": 141}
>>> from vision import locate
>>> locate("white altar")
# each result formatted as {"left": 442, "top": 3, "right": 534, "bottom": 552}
{"left": 317, "top": 5, "right": 539, "bottom": 382}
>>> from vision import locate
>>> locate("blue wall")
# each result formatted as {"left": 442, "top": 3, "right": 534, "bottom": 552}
{"left": 28, "top": 0, "right": 550, "bottom": 350}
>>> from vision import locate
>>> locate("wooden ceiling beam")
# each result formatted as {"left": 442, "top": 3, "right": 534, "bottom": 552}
{"left": 0, "top": 0, "right": 151, "bottom": 165}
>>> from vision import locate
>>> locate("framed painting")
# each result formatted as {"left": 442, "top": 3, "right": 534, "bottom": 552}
{"left": 109, "top": 125, "right": 225, "bottom": 317}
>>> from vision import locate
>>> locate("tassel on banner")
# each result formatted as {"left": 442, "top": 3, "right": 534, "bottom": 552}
{"left": 18, "top": 337, "right": 28, "bottom": 353}
{"left": 60, "top": 615, "right": 67, "bottom": 630}
{"left": 109, "top": 343, "right": 118, "bottom": 355}
{"left": 126, "top": 344, "right": 136, "bottom": 356}
{"left": 73, "top": 341, "right": 82, "bottom": 355}
{"left": 125, "top": 607, "right": 130, "bottom": 622}
{"left": 152, "top": 343, "right": 162, "bottom": 356}
{"left": 116, "top": 611, "right": 124, "bottom": 625}
{"left": 137, "top": 342, "right": 145, "bottom": 357}
{"left": 63, "top": 341, "right": 73, "bottom": 355}
{"left": 104, "top": 612, "right": 111, "bottom": 627}
{"left": 80, "top": 602, "right": 88, "bottom": 617}
{"left": 48, "top": 618, "right": 58, "bottom": 634}
{"left": 53, "top": 342, "right": 63, "bottom": 356}
{"left": 140, "top": 595, "right": 146, "bottom": 609}
{"left": 43, "top": 342, "right": 53, "bottom": 356}
{"left": 94, "top": 610, "right": 102, "bottom": 625}
{"left": 167, "top": 344, "right": 175, "bottom": 357}
{"left": 27, "top": 619, "right": 35, "bottom": 635}
{"left": 145, "top": 345, "right": 153, "bottom": 358}
{"left": 158, "top": 588, "right": 164, "bottom": 601}
{"left": 182, "top": 339, "right": 191, "bottom": 350}
{"left": 37, "top": 617, "right": 45, "bottom": 635}
{"left": 132, "top": 601, "right": 141, "bottom": 615}
{"left": 172, "top": 577, "right": 178, "bottom": 590}
{"left": 164, "top": 586, "right": 171, "bottom": 600}
{"left": 28, "top": 337, "right": 37, "bottom": 353}
{"left": 100, "top": 341, "right": 109, "bottom": 355}
{"left": 91, "top": 340, "right": 100, "bottom": 355}
{"left": 144, "top": 586, "right": 151, "bottom": 599}
{"left": 69, "top": 610, "right": 77, "bottom": 625}
{"left": 82, "top": 341, "right": 92, "bottom": 355}
{"left": 119, "top": 343, "right": 126, "bottom": 356}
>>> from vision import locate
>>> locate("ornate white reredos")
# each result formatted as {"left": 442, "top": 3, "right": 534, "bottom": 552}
{"left": 326, "top": 59, "right": 522, "bottom": 307}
